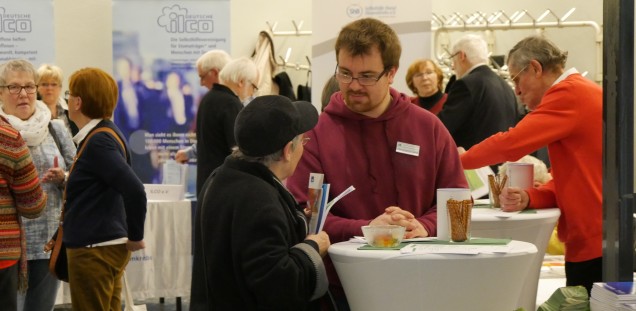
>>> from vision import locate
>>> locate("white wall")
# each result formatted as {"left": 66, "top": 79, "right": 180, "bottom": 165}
{"left": 54, "top": 0, "right": 602, "bottom": 94}
{"left": 55, "top": 0, "right": 113, "bottom": 80}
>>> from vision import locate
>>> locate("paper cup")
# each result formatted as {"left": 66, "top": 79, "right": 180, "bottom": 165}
{"left": 436, "top": 188, "right": 471, "bottom": 241}
{"left": 506, "top": 163, "right": 534, "bottom": 190}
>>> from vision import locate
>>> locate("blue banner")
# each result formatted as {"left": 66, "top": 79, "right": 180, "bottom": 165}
{"left": 112, "top": 0, "right": 230, "bottom": 191}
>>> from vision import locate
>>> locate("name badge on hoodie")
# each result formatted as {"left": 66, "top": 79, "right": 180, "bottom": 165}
{"left": 396, "top": 141, "right": 420, "bottom": 157}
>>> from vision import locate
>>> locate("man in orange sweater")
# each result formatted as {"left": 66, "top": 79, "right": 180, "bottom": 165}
{"left": 460, "top": 36, "right": 602, "bottom": 293}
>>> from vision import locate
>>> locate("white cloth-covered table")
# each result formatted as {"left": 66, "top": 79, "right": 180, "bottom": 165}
{"left": 471, "top": 207, "right": 560, "bottom": 311}
{"left": 329, "top": 240, "right": 537, "bottom": 311}
{"left": 56, "top": 199, "right": 192, "bottom": 304}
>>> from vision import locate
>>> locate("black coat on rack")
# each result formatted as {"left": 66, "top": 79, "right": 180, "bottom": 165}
{"left": 273, "top": 72, "right": 296, "bottom": 101}
{"left": 297, "top": 84, "right": 311, "bottom": 102}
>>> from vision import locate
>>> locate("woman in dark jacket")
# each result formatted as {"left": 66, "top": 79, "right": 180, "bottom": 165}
{"left": 64, "top": 67, "right": 147, "bottom": 310}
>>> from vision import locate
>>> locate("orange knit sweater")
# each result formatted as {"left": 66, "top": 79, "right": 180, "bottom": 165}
{"left": 0, "top": 117, "right": 46, "bottom": 268}
{"left": 461, "top": 74, "right": 602, "bottom": 262}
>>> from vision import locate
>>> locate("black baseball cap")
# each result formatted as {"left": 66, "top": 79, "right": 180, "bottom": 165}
{"left": 234, "top": 95, "right": 318, "bottom": 157}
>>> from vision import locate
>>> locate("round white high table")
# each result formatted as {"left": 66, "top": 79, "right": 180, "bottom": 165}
{"left": 471, "top": 207, "right": 560, "bottom": 311}
{"left": 329, "top": 240, "right": 537, "bottom": 311}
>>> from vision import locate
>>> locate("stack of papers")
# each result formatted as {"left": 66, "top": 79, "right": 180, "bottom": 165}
{"left": 590, "top": 282, "right": 636, "bottom": 311}
{"left": 537, "top": 286, "right": 589, "bottom": 311}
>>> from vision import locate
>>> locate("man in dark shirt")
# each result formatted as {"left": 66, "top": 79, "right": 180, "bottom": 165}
{"left": 438, "top": 34, "right": 519, "bottom": 151}
{"left": 175, "top": 49, "right": 231, "bottom": 164}
{"left": 194, "top": 57, "right": 258, "bottom": 196}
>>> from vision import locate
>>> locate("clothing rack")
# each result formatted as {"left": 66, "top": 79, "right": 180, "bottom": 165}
{"left": 267, "top": 21, "right": 312, "bottom": 72}
{"left": 258, "top": 20, "right": 312, "bottom": 99}
{"left": 432, "top": 8, "right": 602, "bottom": 83}
{"left": 277, "top": 48, "right": 311, "bottom": 71}
{"left": 266, "top": 20, "right": 312, "bottom": 36}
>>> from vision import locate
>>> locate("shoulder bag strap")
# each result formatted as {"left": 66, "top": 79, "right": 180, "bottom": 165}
{"left": 48, "top": 122, "right": 63, "bottom": 154}
{"left": 48, "top": 127, "right": 128, "bottom": 272}
{"left": 59, "top": 127, "right": 127, "bottom": 221}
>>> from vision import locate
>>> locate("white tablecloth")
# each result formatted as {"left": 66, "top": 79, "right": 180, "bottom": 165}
{"left": 329, "top": 240, "right": 537, "bottom": 311}
{"left": 471, "top": 207, "right": 560, "bottom": 311}
{"left": 56, "top": 199, "right": 192, "bottom": 304}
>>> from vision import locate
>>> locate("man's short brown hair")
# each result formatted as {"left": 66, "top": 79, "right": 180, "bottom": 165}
{"left": 335, "top": 18, "right": 401, "bottom": 69}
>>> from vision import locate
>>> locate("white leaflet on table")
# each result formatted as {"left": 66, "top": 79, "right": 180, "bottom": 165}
{"left": 407, "top": 245, "right": 480, "bottom": 255}
{"left": 402, "top": 244, "right": 513, "bottom": 255}
{"left": 476, "top": 207, "right": 522, "bottom": 219}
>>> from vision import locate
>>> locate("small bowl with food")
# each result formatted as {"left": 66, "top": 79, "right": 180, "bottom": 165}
{"left": 361, "top": 225, "right": 406, "bottom": 248}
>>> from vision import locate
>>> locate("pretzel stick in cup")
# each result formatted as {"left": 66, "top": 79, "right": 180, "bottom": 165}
{"left": 500, "top": 175, "right": 508, "bottom": 191}
{"left": 488, "top": 175, "right": 502, "bottom": 207}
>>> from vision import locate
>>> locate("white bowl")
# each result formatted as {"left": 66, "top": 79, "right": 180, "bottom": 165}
{"left": 361, "top": 225, "right": 406, "bottom": 248}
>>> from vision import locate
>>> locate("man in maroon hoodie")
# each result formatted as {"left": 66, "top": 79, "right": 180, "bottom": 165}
{"left": 287, "top": 18, "right": 468, "bottom": 310}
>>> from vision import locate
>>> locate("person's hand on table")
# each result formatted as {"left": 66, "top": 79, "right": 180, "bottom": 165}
{"left": 369, "top": 206, "right": 428, "bottom": 238}
{"left": 369, "top": 206, "right": 412, "bottom": 227}
{"left": 306, "top": 231, "right": 330, "bottom": 257}
{"left": 126, "top": 240, "right": 146, "bottom": 252}
{"left": 175, "top": 149, "right": 189, "bottom": 164}
{"left": 402, "top": 218, "right": 428, "bottom": 238}
{"left": 499, "top": 187, "right": 529, "bottom": 212}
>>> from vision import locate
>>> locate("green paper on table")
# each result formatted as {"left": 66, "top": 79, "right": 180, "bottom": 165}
{"left": 472, "top": 204, "right": 538, "bottom": 214}
{"left": 357, "top": 237, "right": 511, "bottom": 250}
{"left": 357, "top": 243, "right": 409, "bottom": 250}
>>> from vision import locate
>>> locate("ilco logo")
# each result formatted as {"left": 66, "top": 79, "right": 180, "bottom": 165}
{"left": 157, "top": 4, "right": 213, "bottom": 34}
{"left": 0, "top": 8, "right": 32, "bottom": 33}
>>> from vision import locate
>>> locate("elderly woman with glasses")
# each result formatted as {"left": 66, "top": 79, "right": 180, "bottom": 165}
{"left": 0, "top": 59, "right": 76, "bottom": 311}
{"left": 36, "top": 64, "right": 78, "bottom": 136}
{"left": 405, "top": 59, "right": 447, "bottom": 115}
{"left": 64, "top": 67, "right": 146, "bottom": 310}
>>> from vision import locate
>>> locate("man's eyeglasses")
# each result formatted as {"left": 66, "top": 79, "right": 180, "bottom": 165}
{"left": 509, "top": 65, "right": 529, "bottom": 85}
{"left": 334, "top": 67, "right": 389, "bottom": 86}
{"left": 64, "top": 90, "right": 74, "bottom": 100}
{"left": 1, "top": 85, "right": 37, "bottom": 94}
{"left": 251, "top": 82, "right": 259, "bottom": 91}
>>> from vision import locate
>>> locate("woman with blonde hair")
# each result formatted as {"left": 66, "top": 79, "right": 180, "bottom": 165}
{"left": 36, "top": 64, "right": 78, "bottom": 135}
{"left": 64, "top": 67, "right": 147, "bottom": 310}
